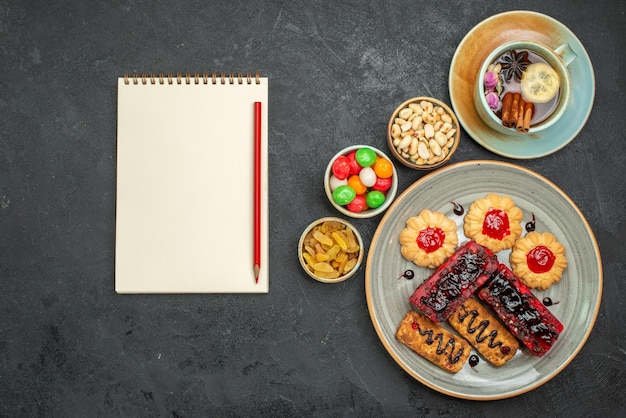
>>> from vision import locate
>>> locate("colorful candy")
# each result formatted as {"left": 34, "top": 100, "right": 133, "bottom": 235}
{"left": 359, "top": 166, "right": 377, "bottom": 188}
{"left": 355, "top": 148, "right": 377, "bottom": 167}
{"left": 346, "top": 151, "right": 362, "bottom": 175}
{"left": 329, "top": 147, "right": 395, "bottom": 213}
{"left": 347, "top": 175, "right": 367, "bottom": 195}
{"left": 371, "top": 176, "right": 392, "bottom": 193}
{"left": 373, "top": 158, "right": 393, "bottom": 179}
{"left": 366, "top": 191, "right": 385, "bottom": 208}
{"left": 329, "top": 175, "right": 347, "bottom": 192}
{"left": 332, "top": 185, "right": 356, "bottom": 205}
{"left": 332, "top": 156, "right": 350, "bottom": 180}
{"left": 346, "top": 194, "right": 368, "bottom": 213}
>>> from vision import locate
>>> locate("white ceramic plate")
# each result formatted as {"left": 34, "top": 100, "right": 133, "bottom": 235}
{"left": 449, "top": 11, "right": 595, "bottom": 159}
{"left": 365, "top": 161, "right": 602, "bottom": 400}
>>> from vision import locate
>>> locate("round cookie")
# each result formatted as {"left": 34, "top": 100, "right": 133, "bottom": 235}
{"left": 399, "top": 209, "right": 458, "bottom": 268}
{"left": 510, "top": 231, "right": 567, "bottom": 290}
{"left": 463, "top": 193, "right": 523, "bottom": 253}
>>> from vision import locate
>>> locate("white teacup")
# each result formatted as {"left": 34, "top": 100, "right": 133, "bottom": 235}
{"left": 475, "top": 40, "right": 576, "bottom": 135}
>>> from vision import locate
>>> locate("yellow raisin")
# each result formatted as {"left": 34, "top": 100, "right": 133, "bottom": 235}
{"left": 323, "top": 221, "right": 343, "bottom": 233}
{"left": 345, "top": 245, "right": 360, "bottom": 254}
{"left": 345, "top": 228, "right": 356, "bottom": 245}
{"left": 314, "top": 270, "right": 341, "bottom": 279}
{"left": 337, "top": 258, "right": 347, "bottom": 273}
{"left": 331, "top": 231, "right": 348, "bottom": 250}
{"left": 306, "top": 236, "right": 319, "bottom": 248}
{"left": 325, "top": 244, "right": 341, "bottom": 260}
{"left": 313, "top": 231, "right": 333, "bottom": 247}
{"left": 335, "top": 251, "right": 348, "bottom": 263}
{"left": 312, "top": 262, "right": 335, "bottom": 273}
{"left": 343, "top": 258, "right": 357, "bottom": 273}
{"left": 316, "top": 253, "right": 330, "bottom": 262}
{"left": 302, "top": 253, "right": 317, "bottom": 268}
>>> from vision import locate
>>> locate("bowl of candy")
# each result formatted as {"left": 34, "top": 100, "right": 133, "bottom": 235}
{"left": 324, "top": 145, "right": 398, "bottom": 218}
{"left": 298, "top": 217, "right": 364, "bottom": 283}
{"left": 387, "top": 97, "right": 460, "bottom": 170}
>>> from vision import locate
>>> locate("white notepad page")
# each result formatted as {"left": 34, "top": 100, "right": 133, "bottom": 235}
{"left": 115, "top": 74, "right": 268, "bottom": 293}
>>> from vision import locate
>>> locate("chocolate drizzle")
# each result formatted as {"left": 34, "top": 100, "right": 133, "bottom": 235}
{"left": 450, "top": 201, "right": 464, "bottom": 216}
{"left": 525, "top": 212, "right": 536, "bottom": 233}
{"left": 478, "top": 264, "right": 564, "bottom": 357}
{"left": 456, "top": 306, "right": 507, "bottom": 353}
{"left": 487, "top": 273, "right": 559, "bottom": 346}
{"left": 421, "top": 252, "right": 486, "bottom": 312}
{"left": 416, "top": 323, "right": 466, "bottom": 364}
{"left": 410, "top": 241, "right": 499, "bottom": 323}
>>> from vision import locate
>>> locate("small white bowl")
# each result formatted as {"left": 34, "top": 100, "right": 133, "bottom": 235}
{"left": 298, "top": 217, "right": 364, "bottom": 283}
{"left": 324, "top": 145, "right": 398, "bottom": 218}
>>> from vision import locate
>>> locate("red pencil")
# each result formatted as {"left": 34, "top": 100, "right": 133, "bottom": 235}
{"left": 254, "top": 101, "right": 262, "bottom": 283}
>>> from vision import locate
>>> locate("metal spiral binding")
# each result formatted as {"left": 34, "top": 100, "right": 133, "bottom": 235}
{"left": 123, "top": 71, "right": 261, "bottom": 85}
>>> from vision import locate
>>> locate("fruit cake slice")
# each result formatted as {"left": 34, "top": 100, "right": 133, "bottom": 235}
{"left": 478, "top": 263, "right": 564, "bottom": 357}
{"left": 409, "top": 241, "right": 499, "bottom": 323}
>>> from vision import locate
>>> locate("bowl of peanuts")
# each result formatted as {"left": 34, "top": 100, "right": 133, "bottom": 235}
{"left": 387, "top": 97, "right": 460, "bottom": 170}
{"left": 298, "top": 217, "right": 364, "bottom": 283}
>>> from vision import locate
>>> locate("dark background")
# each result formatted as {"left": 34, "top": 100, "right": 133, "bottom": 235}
{"left": 1, "top": 0, "right": 624, "bottom": 416}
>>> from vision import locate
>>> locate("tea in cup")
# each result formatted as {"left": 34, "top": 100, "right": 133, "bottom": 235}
{"left": 475, "top": 40, "right": 576, "bottom": 135}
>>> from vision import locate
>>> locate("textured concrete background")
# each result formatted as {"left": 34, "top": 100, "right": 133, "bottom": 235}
{"left": 1, "top": 0, "right": 624, "bottom": 416}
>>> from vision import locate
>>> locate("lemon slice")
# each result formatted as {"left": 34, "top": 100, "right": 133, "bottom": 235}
{"left": 520, "top": 63, "right": 560, "bottom": 103}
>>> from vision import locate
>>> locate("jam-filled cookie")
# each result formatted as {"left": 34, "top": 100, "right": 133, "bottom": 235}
{"left": 399, "top": 209, "right": 458, "bottom": 268}
{"left": 463, "top": 193, "right": 523, "bottom": 253}
{"left": 509, "top": 231, "right": 567, "bottom": 290}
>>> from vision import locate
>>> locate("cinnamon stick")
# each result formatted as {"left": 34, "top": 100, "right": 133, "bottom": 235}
{"left": 521, "top": 101, "right": 534, "bottom": 133}
{"left": 501, "top": 93, "right": 514, "bottom": 128}
{"left": 510, "top": 93, "right": 521, "bottom": 128}
{"left": 516, "top": 97, "right": 526, "bottom": 132}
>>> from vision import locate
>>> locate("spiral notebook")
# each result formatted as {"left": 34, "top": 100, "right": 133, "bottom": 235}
{"left": 115, "top": 72, "right": 269, "bottom": 293}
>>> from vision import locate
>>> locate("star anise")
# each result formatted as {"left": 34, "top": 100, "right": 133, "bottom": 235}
{"left": 499, "top": 50, "right": 531, "bottom": 81}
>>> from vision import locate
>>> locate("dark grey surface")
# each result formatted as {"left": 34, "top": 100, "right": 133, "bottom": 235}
{"left": 1, "top": 0, "right": 624, "bottom": 416}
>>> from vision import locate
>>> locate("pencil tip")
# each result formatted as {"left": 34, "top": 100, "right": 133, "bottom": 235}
{"left": 254, "top": 264, "right": 260, "bottom": 283}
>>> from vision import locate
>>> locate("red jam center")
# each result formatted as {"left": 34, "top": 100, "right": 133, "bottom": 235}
{"left": 526, "top": 245, "right": 556, "bottom": 273}
{"left": 417, "top": 227, "right": 445, "bottom": 253}
{"left": 482, "top": 208, "right": 510, "bottom": 240}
